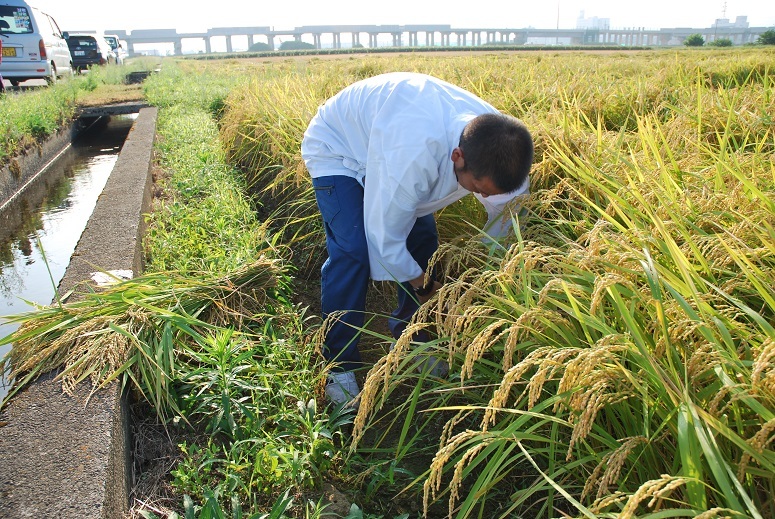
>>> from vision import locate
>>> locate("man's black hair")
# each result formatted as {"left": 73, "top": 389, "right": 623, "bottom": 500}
{"left": 458, "top": 113, "right": 534, "bottom": 193}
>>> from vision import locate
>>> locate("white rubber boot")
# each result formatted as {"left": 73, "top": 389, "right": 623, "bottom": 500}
{"left": 325, "top": 371, "right": 360, "bottom": 408}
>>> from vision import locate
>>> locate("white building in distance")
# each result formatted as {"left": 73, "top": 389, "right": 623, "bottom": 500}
{"left": 577, "top": 11, "right": 610, "bottom": 30}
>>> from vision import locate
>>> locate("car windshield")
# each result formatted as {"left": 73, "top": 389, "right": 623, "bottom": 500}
{"left": 0, "top": 6, "right": 34, "bottom": 35}
{"left": 68, "top": 37, "right": 97, "bottom": 48}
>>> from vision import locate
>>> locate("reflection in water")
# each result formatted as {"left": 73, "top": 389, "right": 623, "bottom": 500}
{"left": 0, "top": 115, "right": 135, "bottom": 401}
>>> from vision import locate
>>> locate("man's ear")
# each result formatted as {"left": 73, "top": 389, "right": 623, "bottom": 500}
{"left": 451, "top": 148, "right": 467, "bottom": 173}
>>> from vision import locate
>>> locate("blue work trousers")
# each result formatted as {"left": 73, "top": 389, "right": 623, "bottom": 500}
{"left": 312, "top": 175, "right": 438, "bottom": 372}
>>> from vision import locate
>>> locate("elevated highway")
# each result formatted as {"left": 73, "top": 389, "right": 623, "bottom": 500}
{"left": 105, "top": 24, "right": 770, "bottom": 55}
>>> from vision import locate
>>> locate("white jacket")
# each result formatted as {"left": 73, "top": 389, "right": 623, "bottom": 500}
{"left": 302, "top": 72, "right": 529, "bottom": 282}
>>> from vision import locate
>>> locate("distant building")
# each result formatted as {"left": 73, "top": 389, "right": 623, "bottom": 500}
{"left": 577, "top": 11, "right": 610, "bottom": 30}
{"left": 712, "top": 16, "right": 749, "bottom": 28}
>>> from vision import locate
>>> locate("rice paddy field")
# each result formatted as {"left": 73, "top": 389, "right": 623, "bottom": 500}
{"left": 1, "top": 46, "right": 774, "bottom": 518}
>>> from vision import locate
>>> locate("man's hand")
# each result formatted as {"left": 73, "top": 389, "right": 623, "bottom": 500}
{"left": 410, "top": 274, "right": 441, "bottom": 304}
{"left": 417, "top": 280, "right": 442, "bottom": 304}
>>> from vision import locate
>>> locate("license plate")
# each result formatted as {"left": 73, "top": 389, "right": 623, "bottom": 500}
{"left": 2, "top": 47, "right": 16, "bottom": 57}
{"left": 74, "top": 50, "right": 85, "bottom": 56}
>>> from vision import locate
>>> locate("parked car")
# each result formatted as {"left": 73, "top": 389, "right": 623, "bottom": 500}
{"left": 0, "top": 0, "right": 73, "bottom": 86}
{"left": 103, "top": 34, "right": 127, "bottom": 64}
{"left": 65, "top": 32, "right": 115, "bottom": 72}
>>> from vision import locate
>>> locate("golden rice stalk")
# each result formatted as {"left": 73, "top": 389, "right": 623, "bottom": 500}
{"left": 422, "top": 429, "right": 480, "bottom": 515}
{"left": 351, "top": 321, "right": 435, "bottom": 444}
{"left": 566, "top": 380, "right": 630, "bottom": 459}
{"left": 483, "top": 345, "right": 577, "bottom": 430}
{"left": 590, "top": 273, "right": 637, "bottom": 315}
{"left": 692, "top": 508, "right": 737, "bottom": 519}
{"left": 501, "top": 323, "right": 523, "bottom": 372}
{"left": 708, "top": 385, "right": 734, "bottom": 417}
{"left": 589, "top": 491, "right": 628, "bottom": 514}
{"left": 582, "top": 436, "right": 649, "bottom": 501}
{"left": 438, "top": 409, "right": 476, "bottom": 452}
{"left": 686, "top": 341, "right": 722, "bottom": 385}
{"left": 557, "top": 339, "right": 632, "bottom": 455}
{"left": 751, "top": 338, "right": 775, "bottom": 397}
{"left": 448, "top": 438, "right": 492, "bottom": 518}
{"left": 459, "top": 318, "right": 510, "bottom": 381}
{"left": 619, "top": 475, "right": 689, "bottom": 519}
{"left": 736, "top": 417, "right": 775, "bottom": 481}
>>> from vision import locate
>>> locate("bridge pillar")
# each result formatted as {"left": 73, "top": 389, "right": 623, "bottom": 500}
{"left": 226, "top": 36, "right": 233, "bottom": 53}
{"left": 267, "top": 35, "right": 274, "bottom": 50}
{"left": 392, "top": 32, "right": 400, "bottom": 46}
{"left": 205, "top": 37, "right": 211, "bottom": 53}
{"left": 352, "top": 32, "right": 360, "bottom": 47}
{"left": 427, "top": 32, "right": 434, "bottom": 46}
{"left": 313, "top": 33, "right": 321, "bottom": 49}
{"left": 248, "top": 34, "right": 254, "bottom": 48}
{"left": 174, "top": 38, "right": 182, "bottom": 55}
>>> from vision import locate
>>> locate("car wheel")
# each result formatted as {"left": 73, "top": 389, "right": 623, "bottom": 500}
{"left": 10, "top": 80, "right": 20, "bottom": 87}
{"left": 46, "top": 64, "right": 58, "bottom": 85}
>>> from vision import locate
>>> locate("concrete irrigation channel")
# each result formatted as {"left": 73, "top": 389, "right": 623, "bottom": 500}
{"left": 0, "top": 102, "right": 156, "bottom": 518}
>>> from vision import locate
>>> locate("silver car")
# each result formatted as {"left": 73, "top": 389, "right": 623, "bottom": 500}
{"left": 103, "top": 34, "right": 127, "bottom": 65}
{"left": 0, "top": 0, "right": 73, "bottom": 86}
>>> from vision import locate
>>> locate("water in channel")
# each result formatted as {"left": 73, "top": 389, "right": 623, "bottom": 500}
{"left": 0, "top": 114, "right": 136, "bottom": 401}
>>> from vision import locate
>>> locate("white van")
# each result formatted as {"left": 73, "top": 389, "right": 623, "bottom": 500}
{"left": 0, "top": 1, "right": 73, "bottom": 86}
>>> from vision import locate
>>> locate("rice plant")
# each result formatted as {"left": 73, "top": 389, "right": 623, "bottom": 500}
{"left": 342, "top": 50, "right": 775, "bottom": 518}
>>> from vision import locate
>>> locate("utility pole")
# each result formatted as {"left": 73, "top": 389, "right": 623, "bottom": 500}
{"left": 714, "top": 1, "right": 727, "bottom": 41}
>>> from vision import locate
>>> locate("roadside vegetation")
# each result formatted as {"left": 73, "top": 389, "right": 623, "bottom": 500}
{"left": 2, "top": 47, "right": 775, "bottom": 518}
{"left": 0, "top": 58, "right": 158, "bottom": 167}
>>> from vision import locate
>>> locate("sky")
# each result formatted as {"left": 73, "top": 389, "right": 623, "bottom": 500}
{"left": 29, "top": 0, "right": 775, "bottom": 34}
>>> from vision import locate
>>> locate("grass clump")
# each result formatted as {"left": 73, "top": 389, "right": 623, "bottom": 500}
{"left": 145, "top": 104, "right": 273, "bottom": 274}
{"left": 0, "top": 82, "right": 79, "bottom": 163}
{"left": 136, "top": 72, "right": 346, "bottom": 516}
{"left": 2, "top": 60, "right": 346, "bottom": 518}
{"left": 0, "top": 261, "right": 285, "bottom": 418}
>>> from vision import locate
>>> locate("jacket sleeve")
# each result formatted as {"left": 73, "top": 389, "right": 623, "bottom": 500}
{"left": 363, "top": 142, "right": 440, "bottom": 282}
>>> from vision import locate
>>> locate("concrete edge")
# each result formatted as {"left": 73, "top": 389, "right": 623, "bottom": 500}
{"left": 0, "top": 123, "right": 81, "bottom": 226}
{"left": 0, "top": 107, "right": 158, "bottom": 518}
